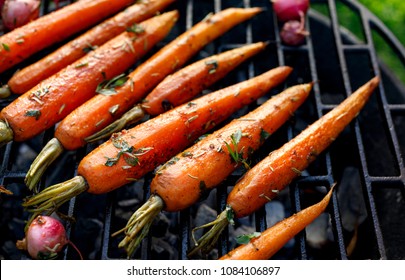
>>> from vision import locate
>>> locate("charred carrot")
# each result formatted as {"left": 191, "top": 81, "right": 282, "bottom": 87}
{"left": 23, "top": 8, "right": 263, "bottom": 189}
{"left": 115, "top": 82, "right": 312, "bottom": 257}
{"left": 189, "top": 76, "right": 379, "bottom": 256}
{"left": 86, "top": 41, "right": 267, "bottom": 143}
{"left": 24, "top": 42, "right": 267, "bottom": 190}
{"left": 22, "top": 66, "right": 292, "bottom": 224}
{"left": 6, "top": 0, "right": 175, "bottom": 94}
{"left": 219, "top": 186, "right": 334, "bottom": 260}
{"left": 65, "top": 7, "right": 264, "bottom": 148}
{"left": 0, "top": 11, "right": 179, "bottom": 146}
{"left": 0, "top": 0, "right": 136, "bottom": 73}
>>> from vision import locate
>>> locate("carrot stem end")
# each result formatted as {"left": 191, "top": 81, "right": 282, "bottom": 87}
{"left": 25, "top": 138, "right": 65, "bottom": 191}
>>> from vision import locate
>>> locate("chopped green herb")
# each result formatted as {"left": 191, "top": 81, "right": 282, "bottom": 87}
{"left": 205, "top": 60, "right": 218, "bottom": 74}
{"left": 75, "top": 62, "right": 88, "bottom": 68}
{"left": 235, "top": 232, "right": 261, "bottom": 244}
{"left": 260, "top": 128, "right": 271, "bottom": 143}
{"left": 83, "top": 43, "right": 97, "bottom": 53}
{"left": 126, "top": 23, "right": 145, "bottom": 34}
{"left": 105, "top": 133, "right": 152, "bottom": 167}
{"left": 2, "top": 43, "right": 10, "bottom": 51}
{"left": 109, "top": 104, "right": 120, "bottom": 115}
{"left": 96, "top": 73, "right": 128, "bottom": 95}
{"left": 25, "top": 110, "right": 41, "bottom": 120}
{"left": 224, "top": 129, "right": 250, "bottom": 169}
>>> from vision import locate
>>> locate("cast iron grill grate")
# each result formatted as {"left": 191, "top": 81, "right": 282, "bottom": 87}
{"left": 0, "top": 0, "right": 404, "bottom": 260}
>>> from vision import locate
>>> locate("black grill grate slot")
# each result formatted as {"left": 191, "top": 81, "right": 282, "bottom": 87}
{"left": 1, "top": 0, "right": 404, "bottom": 260}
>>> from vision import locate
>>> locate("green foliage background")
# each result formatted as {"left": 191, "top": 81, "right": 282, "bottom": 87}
{"left": 311, "top": 0, "right": 405, "bottom": 83}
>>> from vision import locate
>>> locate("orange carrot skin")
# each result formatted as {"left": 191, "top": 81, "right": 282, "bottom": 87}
{"left": 219, "top": 187, "right": 334, "bottom": 260}
{"left": 228, "top": 77, "right": 380, "bottom": 218}
{"left": 78, "top": 66, "right": 292, "bottom": 195}
{"left": 143, "top": 42, "right": 267, "bottom": 116}
{"left": 151, "top": 83, "right": 312, "bottom": 212}
{"left": 0, "top": 0, "right": 136, "bottom": 73}
{"left": 0, "top": 11, "right": 179, "bottom": 142}
{"left": 7, "top": 0, "right": 175, "bottom": 94}
{"left": 54, "top": 8, "right": 263, "bottom": 151}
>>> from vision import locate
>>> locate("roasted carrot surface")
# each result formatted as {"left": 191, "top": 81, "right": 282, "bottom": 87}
{"left": 6, "top": 0, "right": 175, "bottom": 94}
{"left": 0, "top": 0, "right": 136, "bottom": 73}
{"left": 66, "top": 7, "right": 263, "bottom": 149}
{"left": 219, "top": 186, "right": 334, "bottom": 260}
{"left": 115, "top": 82, "right": 312, "bottom": 257}
{"left": 0, "top": 11, "right": 179, "bottom": 146}
{"left": 189, "top": 76, "right": 379, "bottom": 256}
{"left": 24, "top": 42, "right": 267, "bottom": 190}
{"left": 22, "top": 66, "right": 292, "bottom": 226}
{"left": 86, "top": 41, "right": 267, "bottom": 143}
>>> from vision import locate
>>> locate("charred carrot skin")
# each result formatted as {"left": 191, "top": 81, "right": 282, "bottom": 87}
{"left": 7, "top": 0, "right": 175, "bottom": 94}
{"left": 22, "top": 66, "right": 292, "bottom": 218}
{"left": 78, "top": 66, "right": 292, "bottom": 195}
{"left": 150, "top": 83, "right": 312, "bottom": 212}
{"left": 0, "top": 11, "right": 179, "bottom": 144}
{"left": 142, "top": 42, "right": 267, "bottom": 116}
{"left": 228, "top": 77, "right": 380, "bottom": 218}
{"left": 219, "top": 187, "right": 334, "bottom": 260}
{"left": 57, "top": 7, "right": 263, "bottom": 151}
{"left": 0, "top": 0, "right": 136, "bottom": 73}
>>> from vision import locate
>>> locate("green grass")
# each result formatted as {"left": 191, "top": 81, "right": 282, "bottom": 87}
{"left": 311, "top": 0, "right": 405, "bottom": 84}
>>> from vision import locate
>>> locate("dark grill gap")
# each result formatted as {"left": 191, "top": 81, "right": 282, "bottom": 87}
{"left": 1, "top": 0, "right": 404, "bottom": 260}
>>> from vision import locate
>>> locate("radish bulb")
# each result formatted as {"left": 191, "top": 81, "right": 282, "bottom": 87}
{"left": 280, "top": 11, "right": 309, "bottom": 46}
{"left": 0, "top": 0, "right": 5, "bottom": 12}
{"left": 17, "top": 215, "right": 68, "bottom": 259}
{"left": 1, "top": 0, "right": 40, "bottom": 31}
{"left": 272, "top": 0, "right": 309, "bottom": 22}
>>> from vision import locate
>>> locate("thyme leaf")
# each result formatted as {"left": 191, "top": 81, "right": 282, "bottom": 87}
{"left": 205, "top": 60, "right": 218, "bottom": 74}
{"left": 126, "top": 23, "right": 145, "bottom": 35}
{"left": 96, "top": 73, "right": 128, "bottom": 95}
{"left": 224, "top": 129, "right": 250, "bottom": 169}
{"left": 105, "top": 133, "right": 152, "bottom": 167}
{"left": 235, "top": 232, "right": 261, "bottom": 245}
{"left": 2, "top": 43, "right": 10, "bottom": 51}
{"left": 25, "top": 110, "right": 41, "bottom": 120}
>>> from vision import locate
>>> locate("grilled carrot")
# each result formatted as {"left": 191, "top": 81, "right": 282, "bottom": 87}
{"left": 25, "top": 42, "right": 267, "bottom": 190}
{"left": 0, "top": 0, "right": 136, "bottom": 73}
{"left": 0, "top": 11, "right": 179, "bottom": 146}
{"left": 6, "top": 0, "right": 175, "bottom": 94}
{"left": 22, "top": 66, "right": 292, "bottom": 224}
{"left": 189, "top": 76, "right": 379, "bottom": 256}
{"left": 85, "top": 41, "right": 267, "bottom": 143}
{"left": 115, "top": 82, "right": 312, "bottom": 257}
{"left": 219, "top": 186, "right": 334, "bottom": 260}
{"left": 68, "top": 7, "right": 264, "bottom": 147}
{"left": 23, "top": 8, "right": 263, "bottom": 189}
